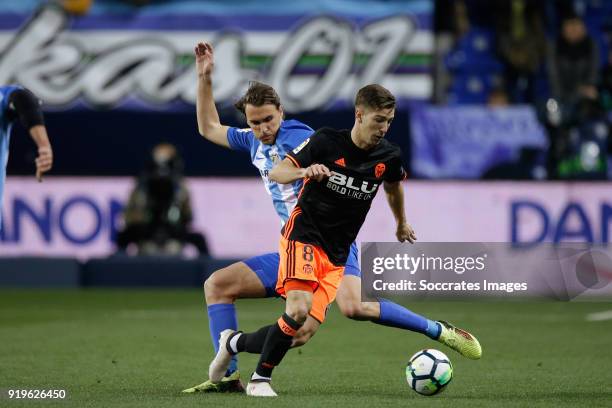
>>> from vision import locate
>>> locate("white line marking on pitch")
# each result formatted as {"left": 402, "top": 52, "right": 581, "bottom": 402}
{"left": 586, "top": 310, "right": 612, "bottom": 321}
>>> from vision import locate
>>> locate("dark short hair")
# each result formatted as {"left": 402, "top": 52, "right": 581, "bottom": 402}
{"left": 234, "top": 81, "right": 281, "bottom": 114}
{"left": 354, "top": 84, "right": 396, "bottom": 111}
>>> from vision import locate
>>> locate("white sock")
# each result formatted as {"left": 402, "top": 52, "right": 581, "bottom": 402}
{"left": 228, "top": 332, "right": 242, "bottom": 354}
{"left": 251, "top": 372, "right": 271, "bottom": 382}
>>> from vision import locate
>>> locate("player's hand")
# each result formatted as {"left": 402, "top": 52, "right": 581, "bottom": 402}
{"left": 396, "top": 222, "right": 416, "bottom": 243}
{"left": 195, "top": 42, "right": 214, "bottom": 77}
{"left": 35, "top": 145, "right": 53, "bottom": 182}
{"left": 305, "top": 164, "right": 331, "bottom": 182}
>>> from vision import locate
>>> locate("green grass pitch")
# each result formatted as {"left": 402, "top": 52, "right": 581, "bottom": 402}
{"left": 1, "top": 289, "right": 611, "bottom": 407}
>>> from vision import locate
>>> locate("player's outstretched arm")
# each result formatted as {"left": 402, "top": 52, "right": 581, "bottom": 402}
{"left": 9, "top": 88, "right": 53, "bottom": 181}
{"left": 269, "top": 159, "right": 331, "bottom": 184}
{"left": 383, "top": 181, "right": 417, "bottom": 243}
{"left": 269, "top": 158, "right": 307, "bottom": 184}
{"left": 195, "top": 42, "right": 230, "bottom": 148}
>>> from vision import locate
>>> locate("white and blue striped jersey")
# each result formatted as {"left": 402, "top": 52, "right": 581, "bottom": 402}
{"left": 227, "top": 119, "right": 313, "bottom": 224}
{"left": 0, "top": 85, "right": 22, "bottom": 229}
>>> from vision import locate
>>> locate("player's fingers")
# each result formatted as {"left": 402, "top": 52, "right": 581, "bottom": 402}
{"left": 196, "top": 43, "right": 208, "bottom": 56}
{"left": 309, "top": 165, "right": 322, "bottom": 177}
{"left": 318, "top": 164, "right": 330, "bottom": 174}
{"left": 36, "top": 153, "right": 51, "bottom": 165}
{"left": 399, "top": 230, "right": 415, "bottom": 243}
{"left": 36, "top": 159, "right": 51, "bottom": 168}
{"left": 316, "top": 164, "right": 331, "bottom": 177}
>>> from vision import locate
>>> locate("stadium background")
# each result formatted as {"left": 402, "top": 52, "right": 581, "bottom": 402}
{"left": 1, "top": 1, "right": 611, "bottom": 407}
{"left": 2, "top": 0, "right": 610, "bottom": 264}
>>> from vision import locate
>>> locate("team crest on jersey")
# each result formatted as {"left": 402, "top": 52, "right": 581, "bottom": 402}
{"left": 270, "top": 152, "right": 280, "bottom": 164}
{"left": 303, "top": 264, "right": 314, "bottom": 275}
{"left": 292, "top": 138, "right": 310, "bottom": 154}
{"left": 268, "top": 147, "right": 281, "bottom": 164}
{"left": 375, "top": 163, "right": 386, "bottom": 178}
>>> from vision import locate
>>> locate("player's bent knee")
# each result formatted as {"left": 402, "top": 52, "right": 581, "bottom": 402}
{"left": 288, "top": 307, "right": 310, "bottom": 324}
{"left": 338, "top": 300, "right": 369, "bottom": 320}
{"left": 285, "top": 292, "right": 313, "bottom": 323}
{"left": 204, "top": 268, "right": 238, "bottom": 304}
{"left": 339, "top": 303, "right": 360, "bottom": 319}
{"left": 292, "top": 326, "right": 316, "bottom": 347}
{"left": 291, "top": 334, "right": 308, "bottom": 347}
{"left": 291, "top": 318, "right": 319, "bottom": 347}
{"left": 285, "top": 303, "right": 311, "bottom": 324}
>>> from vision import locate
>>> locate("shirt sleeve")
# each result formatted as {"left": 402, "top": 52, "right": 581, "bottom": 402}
{"left": 285, "top": 129, "right": 325, "bottom": 168}
{"left": 384, "top": 152, "right": 408, "bottom": 182}
{"left": 8, "top": 88, "right": 44, "bottom": 129}
{"left": 283, "top": 127, "right": 314, "bottom": 154}
{"left": 1, "top": 85, "right": 21, "bottom": 112}
{"left": 226, "top": 127, "right": 253, "bottom": 152}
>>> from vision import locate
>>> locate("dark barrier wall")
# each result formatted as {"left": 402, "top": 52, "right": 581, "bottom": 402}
{"left": 7, "top": 109, "right": 411, "bottom": 177}
{"left": 0, "top": 258, "right": 81, "bottom": 287}
{"left": 0, "top": 257, "right": 240, "bottom": 288}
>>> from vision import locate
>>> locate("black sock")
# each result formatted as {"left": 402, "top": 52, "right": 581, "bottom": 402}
{"left": 254, "top": 313, "right": 302, "bottom": 379}
{"left": 229, "top": 325, "right": 273, "bottom": 354}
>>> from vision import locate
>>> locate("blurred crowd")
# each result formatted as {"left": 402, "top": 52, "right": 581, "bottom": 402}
{"left": 434, "top": 0, "right": 612, "bottom": 179}
{"left": 41, "top": 0, "right": 612, "bottom": 182}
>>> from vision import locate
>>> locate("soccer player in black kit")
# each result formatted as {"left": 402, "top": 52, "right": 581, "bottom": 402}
{"left": 208, "top": 84, "right": 482, "bottom": 397}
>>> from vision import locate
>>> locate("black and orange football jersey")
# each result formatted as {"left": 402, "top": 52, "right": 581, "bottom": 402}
{"left": 283, "top": 127, "right": 406, "bottom": 265}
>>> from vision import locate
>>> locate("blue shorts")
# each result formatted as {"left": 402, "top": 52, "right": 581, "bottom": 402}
{"left": 244, "top": 242, "right": 361, "bottom": 298}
